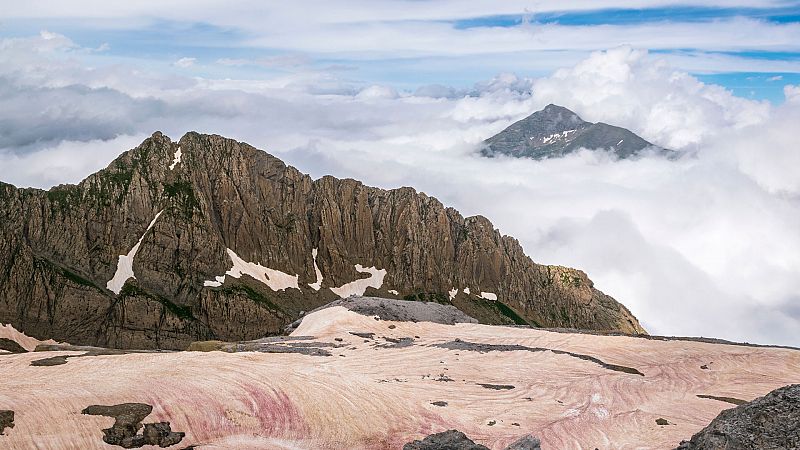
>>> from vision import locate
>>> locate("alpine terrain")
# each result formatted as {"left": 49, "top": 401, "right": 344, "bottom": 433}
{"left": 481, "top": 104, "right": 672, "bottom": 159}
{"left": 0, "top": 132, "right": 644, "bottom": 350}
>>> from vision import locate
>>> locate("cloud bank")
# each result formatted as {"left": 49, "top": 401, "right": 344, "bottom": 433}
{"left": 0, "top": 32, "right": 798, "bottom": 346}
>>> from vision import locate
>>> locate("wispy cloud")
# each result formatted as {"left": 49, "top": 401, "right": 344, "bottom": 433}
{"left": 174, "top": 57, "right": 196, "bottom": 68}
{"left": 2, "top": 2, "right": 799, "bottom": 91}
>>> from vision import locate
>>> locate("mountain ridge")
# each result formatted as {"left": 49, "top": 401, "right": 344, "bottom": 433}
{"left": 0, "top": 131, "right": 645, "bottom": 349}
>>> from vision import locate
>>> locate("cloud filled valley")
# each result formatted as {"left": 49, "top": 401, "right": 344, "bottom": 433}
{"left": 1, "top": 32, "right": 799, "bottom": 346}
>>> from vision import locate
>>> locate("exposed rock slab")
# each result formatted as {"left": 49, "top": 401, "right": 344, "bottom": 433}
{"left": 677, "top": 384, "right": 800, "bottom": 450}
{"left": 309, "top": 296, "right": 479, "bottom": 325}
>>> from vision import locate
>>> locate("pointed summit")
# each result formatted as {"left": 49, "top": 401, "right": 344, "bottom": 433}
{"left": 482, "top": 104, "right": 670, "bottom": 159}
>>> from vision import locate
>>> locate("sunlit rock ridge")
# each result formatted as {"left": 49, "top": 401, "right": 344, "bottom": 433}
{"left": 481, "top": 104, "right": 672, "bottom": 159}
{"left": 0, "top": 131, "right": 644, "bottom": 349}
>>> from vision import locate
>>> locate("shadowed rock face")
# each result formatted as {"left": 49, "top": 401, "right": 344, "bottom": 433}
{"left": 0, "top": 131, "right": 644, "bottom": 349}
{"left": 481, "top": 104, "right": 671, "bottom": 159}
{"left": 676, "top": 384, "right": 800, "bottom": 450}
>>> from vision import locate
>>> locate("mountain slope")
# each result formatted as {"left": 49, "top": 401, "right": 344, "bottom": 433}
{"left": 0, "top": 132, "right": 644, "bottom": 349}
{"left": 481, "top": 104, "right": 669, "bottom": 159}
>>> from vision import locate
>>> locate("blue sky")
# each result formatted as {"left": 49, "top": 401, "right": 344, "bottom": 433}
{"left": 2, "top": 1, "right": 800, "bottom": 103}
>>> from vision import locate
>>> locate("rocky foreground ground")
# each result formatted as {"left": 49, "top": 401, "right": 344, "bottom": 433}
{"left": 0, "top": 297, "right": 797, "bottom": 449}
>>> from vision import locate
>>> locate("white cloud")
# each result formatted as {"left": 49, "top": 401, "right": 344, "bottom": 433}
{"left": 0, "top": 32, "right": 798, "bottom": 346}
{"left": 174, "top": 57, "right": 196, "bottom": 68}
{"left": 355, "top": 85, "right": 399, "bottom": 100}
{"left": 0, "top": 134, "right": 148, "bottom": 187}
{"left": 530, "top": 47, "right": 770, "bottom": 149}
{"left": 785, "top": 84, "right": 800, "bottom": 103}
{"left": 3, "top": 4, "right": 800, "bottom": 77}
{"left": 4, "top": 1, "right": 789, "bottom": 23}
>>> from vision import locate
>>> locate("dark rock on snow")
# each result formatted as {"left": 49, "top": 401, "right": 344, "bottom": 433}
{"left": 404, "top": 429, "right": 541, "bottom": 450}
{"left": 0, "top": 410, "right": 13, "bottom": 435}
{"left": 403, "top": 430, "right": 490, "bottom": 450}
{"left": 0, "top": 338, "right": 27, "bottom": 354}
{"left": 677, "top": 384, "right": 800, "bottom": 450}
{"left": 82, "top": 403, "right": 185, "bottom": 448}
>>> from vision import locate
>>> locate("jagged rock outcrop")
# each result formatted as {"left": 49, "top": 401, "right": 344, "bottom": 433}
{"left": 481, "top": 104, "right": 672, "bottom": 159}
{"left": 0, "top": 131, "right": 644, "bottom": 349}
{"left": 676, "top": 384, "right": 800, "bottom": 450}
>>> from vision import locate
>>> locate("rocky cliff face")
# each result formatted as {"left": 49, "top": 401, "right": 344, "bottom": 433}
{"left": 0, "top": 132, "right": 645, "bottom": 349}
{"left": 481, "top": 104, "right": 671, "bottom": 159}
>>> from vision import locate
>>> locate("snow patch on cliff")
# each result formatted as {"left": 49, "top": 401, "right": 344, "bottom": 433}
{"left": 169, "top": 146, "right": 182, "bottom": 170}
{"left": 213, "top": 248, "right": 300, "bottom": 292}
{"left": 479, "top": 292, "right": 498, "bottom": 301}
{"left": 308, "top": 248, "right": 323, "bottom": 291}
{"left": 203, "top": 275, "right": 226, "bottom": 287}
{"left": 107, "top": 210, "right": 164, "bottom": 294}
{"left": 330, "top": 264, "right": 387, "bottom": 298}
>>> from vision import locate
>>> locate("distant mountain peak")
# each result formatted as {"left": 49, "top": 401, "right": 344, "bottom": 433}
{"left": 481, "top": 104, "right": 672, "bottom": 160}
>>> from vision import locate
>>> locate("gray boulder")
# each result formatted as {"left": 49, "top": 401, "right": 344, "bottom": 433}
{"left": 676, "top": 384, "right": 800, "bottom": 449}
